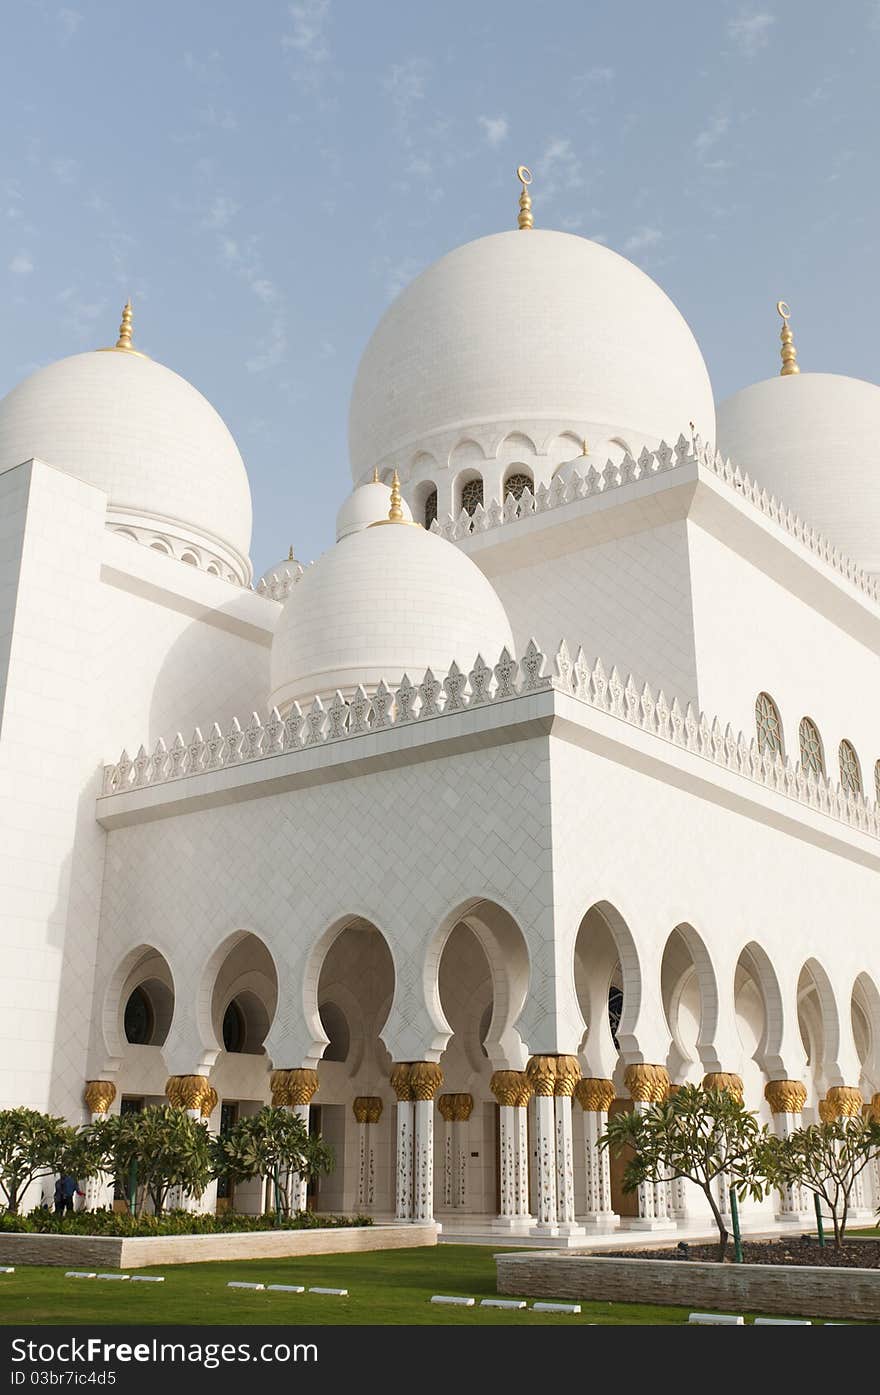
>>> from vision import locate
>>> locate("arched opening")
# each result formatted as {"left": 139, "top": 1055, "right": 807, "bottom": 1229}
{"left": 852, "top": 972, "right": 880, "bottom": 1096}
{"left": 310, "top": 919, "right": 396, "bottom": 1214}
{"left": 435, "top": 923, "right": 495, "bottom": 1217}
{"left": 798, "top": 717, "right": 825, "bottom": 777}
{"left": 797, "top": 958, "right": 840, "bottom": 1104}
{"left": 839, "top": 739, "right": 862, "bottom": 795}
{"left": 412, "top": 479, "right": 438, "bottom": 530}
{"left": 180, "top": 552, "right": 199, "bottom": 567}
{"left": 755, "top": 692, "right": 784, "bottom": 758}
{"left": 113, "top": 946, "right": 175, "bottom": 1051}
{"left": 208, "top": 932, "right": 278, "bottom": 1059}
{"left": 454, "top": 468, "right": 484, "bottom": 521}
{"left": 502, "top": 468, "right": 533, "bottom": 502}
{"left": 732, "top": 942, "right": 785, "bottom": 1115}
{"left": 574, "top": 902, "right": 642, "bottom": 1218}
{"left": 660, "top": 924, "right": 719, "bottom": 1083}
{"left": 150, "top": 540, "right": 171, "bottom": 556}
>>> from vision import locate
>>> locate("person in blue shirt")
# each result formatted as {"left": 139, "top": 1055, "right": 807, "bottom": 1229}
{"left": 53, "top": 1175, "right": 81, "bottom": 1216}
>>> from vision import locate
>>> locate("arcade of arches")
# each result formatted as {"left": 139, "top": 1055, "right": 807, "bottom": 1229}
{"left": 87, "top": 903, "right": 880, "bottom": 1236}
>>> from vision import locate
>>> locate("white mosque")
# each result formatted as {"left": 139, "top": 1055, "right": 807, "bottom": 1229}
{"left": 1, "top": 167, "right": 879, "bottom": 1239}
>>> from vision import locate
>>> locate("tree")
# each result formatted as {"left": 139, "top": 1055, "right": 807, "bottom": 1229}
{"left": 601, "top": 1085, "right": 768, "bottom": 1260}
{"left": 88, "top": 1106, "right": 212, "bottom": 1217}
{"left": 0, "top": 1108, "right": 80, "bottom": 1214}
{"left": 211, "top": 1107, "right": 334, "bottom": 1220}
{"left": 759, "top": 1116, "right": 880, "bottom": 1248}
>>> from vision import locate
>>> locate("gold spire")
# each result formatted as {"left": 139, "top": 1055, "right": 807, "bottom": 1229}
{"left": 98, "top": 299, "right": 148, "bottom": 358}
{"left": 581, "top": 438, "right": 589, "bottom": 456}
{"left": 372, "top": 466, "right": 380, "bottom": 483}
{"left": 369, "top": 468, "right": 419, "bottom": 527}
{"left": 288, "top": 545, "right": 294, "bottom": 561}
{"left": 777, "top": 300, "right": 800, "bottom": 376}
{"left": 517, "top": 165, "right": 533, "bottom": 230}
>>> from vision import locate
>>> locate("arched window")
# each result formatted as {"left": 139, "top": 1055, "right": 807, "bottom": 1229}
{"left": 424, "top": 489, "right": 438, "bottom": 530}
{"left": 503, "top": 471, "right": 532, "bottom": 501}
{"left": 798, "top": 717, "right": 825, "bottom": 776}
{"left": 875, "top": 760, "right": 880, "bottom": 805}
{"left": 460, "top": 477, "right": 484, "bottom": 516}
{"left": 755, "top": 692, "right": 784, "bottom": 757}
{"left": 124, "top": 986, "right": 154, "bottom": 1045}
{"left": 839, "top": 739, "right": 862, "bottom": 795}
{"left": 222, "top": 999, "right": 246, "bottom": 1053}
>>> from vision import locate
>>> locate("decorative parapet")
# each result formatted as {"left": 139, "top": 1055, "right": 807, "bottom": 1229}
{"left": 101, "top": 636, "right": 880, "bottom": 842}
{"left": 432, "top": 433, "right": 880, "bottom": 609}
{"left": 254, "top": 559, "right": 304, "bottom": 603}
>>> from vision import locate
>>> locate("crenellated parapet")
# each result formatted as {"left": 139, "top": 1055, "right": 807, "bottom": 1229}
{"left": 432, "top": 432, "right": 880, "bottom": 609}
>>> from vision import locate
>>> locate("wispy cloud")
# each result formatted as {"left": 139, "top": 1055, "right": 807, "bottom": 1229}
{"left": 622, "top": 226, "right": 663, "bottom": 255}
{"left": 57, "top": 8, "right": 82, "bottom": 42}
{"left": 246, "top": 316, "right": 287, "bottom": 374}
{"left": 52, "top": 157, "right": 79, "bottom": 185}
{"left": 694, "top": 112, "right": 730, "bottom": 168}
{"left": 727, "top": 9, "right": 775, "bottom": 57}
{"left": 282, "top": 0, "right": 332, "bottom": 85}
{"left": 479, "top": 115, "right": 508, "bottom": 147}
{"left": 203, "top": 195, "right": 240, "bottom": 229}
{"left": 9, "top": 252, "right": 34, "bottom": 275}
{"left": 381, "top": 255, "right": 423, "bottom": 300}
{"left": 384, "top": 56, "right": 428, "bottom": 140}
{"left": 540, "top": 138, "right": 584, "bottom": 202}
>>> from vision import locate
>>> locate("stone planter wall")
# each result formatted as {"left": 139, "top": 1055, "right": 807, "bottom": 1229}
{"left": 495, "top": 1251, "right": 880, "bottom": 1321}
{"left": 0, "top": 1223, "right": 438, "bottom": 1270}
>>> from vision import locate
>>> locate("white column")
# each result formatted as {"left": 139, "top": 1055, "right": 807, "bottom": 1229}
{"left": 289, "top": 1103, "right": 310, "bottom": 1212}
{"left": 82, "top": 1082, "right": 117, "bottom": 1212}
{"left": 413, "top": 1099, "right": 435, "bottom": 1222}
{"left": 764, "top": 1082, "right": 810, "bottom": 1221}
{"left": 395, "top": 1100, "right": 413, "bottom": 1220}
{"left": 554, "top": 1093, "right": 582, "bottom": 1233}
{"left": 456, "top": 1117, "right": 468, "bottom": 1209}
{"left": 532, "top": 1094, "right": 558, "bottom": 1232}
{"left": 576, "top": 1080, "right": 619, "bottom": 1231}
{"left": 442, "top": 1115, "right": 454, "bottom": 1208}
{"left": 497, "top": 1105, "right": 516, "bottom": 1220}
{"left": 514, "top": 1103, "right": 530, "bottom": 1219}
{"left": 622, "top": 1065, "right": 675, "bottom": 1231}
{"left": 357, "top": 1120, "right": 368, "bottom": 1208}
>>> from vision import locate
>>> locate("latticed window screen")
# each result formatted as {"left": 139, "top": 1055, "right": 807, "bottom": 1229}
{"left": 839, "top": 739, "right": 862, "bottom": 795}
{"left": 423, "top": 489, "right": 438, "bottom": 529}
{"left": 503, "top": 472, "right": 532, "bottom": 501}
{"left": 755, "top": 692, "right": 784, "bottom": 757}
{"left": 798, "top": 717, "right": 824, "bottom": 776}
{"left": 608, "top": 985, "right": 623, "bottom": 1051}
{"left": 460, "top": 477, "right": 484, "bottom": 515}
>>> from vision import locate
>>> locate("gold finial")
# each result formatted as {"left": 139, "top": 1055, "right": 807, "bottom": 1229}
{"left": 517, "top": 165, "right": 533, "bottom": 230}
{"left": 98, "top": 298, "right": 148, "bottom": 358}
{"left": 372, "top": 466, "right": 380, "bottom": 483}
{"left": 777, "top": 300, "right": 800, "bottom": 376}
{"left": 581, "top": 438, "right": 589, "bottom": 456}
{"left": 369, "top": 468, "right": 419, "bottom": 527}
{"left": 288, "top": 545, "right": 294, "bottom": 561}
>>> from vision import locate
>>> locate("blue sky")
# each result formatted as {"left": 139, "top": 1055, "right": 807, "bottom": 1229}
{"left": 3, "top": 2, "right": 878, "bottom": 574}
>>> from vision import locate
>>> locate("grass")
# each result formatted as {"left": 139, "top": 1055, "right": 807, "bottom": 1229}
{"left": 0, "top": 1244, "right": 861, "bottom": 1326}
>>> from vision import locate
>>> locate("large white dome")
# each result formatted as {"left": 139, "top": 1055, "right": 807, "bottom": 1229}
{"left": 0, "top": 347, "right": 253, "bottom": 579}
{"left": 269, "top": 520, "right": 514, "bottom": 711}
{"left": 348, "top": 229, "right": 715, "bottom": 480}
{"left": 716, "top": 372, "right": 880, "bottom": 574}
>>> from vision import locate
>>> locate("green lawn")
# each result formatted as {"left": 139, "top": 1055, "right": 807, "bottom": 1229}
{"left": 0, "top": 1244, "right": 858, "bottom": 1326}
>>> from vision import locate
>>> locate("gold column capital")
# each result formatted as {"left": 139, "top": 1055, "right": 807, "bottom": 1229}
{"left": 286, "top": 1068, "right": 319, "bottom": 1106}
{"left": 870, "top": 1093, "right": 880, "bottom": 1124}
{"left": 764, "top": 1079, "right": 807, "bottom": 1114}
{"left": 451, "top": 1092, "right": 473, "bottom": 1122}
{"left": 269, "top": 1069, "right": 291, "bottom": 1107}
{"left": 703, "top": 1072, "right": 744, "bottom": 1103}
{"left": 490, "top": 1070, "right": 531, "bottom": 1107}
{"left": 525, "top": 1055, "right": 558, "bottom": 1097}
{"left": 165, "top": 1074, "right": 211, "bottom": 1111}
{"left": 437, "top": 1093, "right": 456, "bottom": 1122}
{"left": 84, "top": 1080, "right": 117, "bottom": 1114}
{"left": 824, "top": 1085, "right": 864, "bottom": 1118}
{"left": 552, "top": 1055, "right": 582, "bottom": 1098}
{"left": 390, "top": 1064, "right": 413, "bottom": 1101}
{"left": 200, "top": 1084, "right": 219, "bottom": 1119}
{"left": 409, "top": 1061, "right": 443, "bottom": 1101}
{"left": 353, "top": 1095, "right": 383, "bottom": 1124}
{"left": 574, "top": 1077, "right": 615, "bottom": 1113}
{"left": 624, "top": 1063, "right": 670, "bottom": 1104}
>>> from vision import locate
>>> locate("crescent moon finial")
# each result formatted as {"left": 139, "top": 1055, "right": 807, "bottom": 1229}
{"left": 516, "top": 165, "right": 534, "bottom": 229}
{"left": 777, "top": 300, "right": 791, "bottom": 322}
{"left": 777, "top": 300, "right": 800, "bottom": 376}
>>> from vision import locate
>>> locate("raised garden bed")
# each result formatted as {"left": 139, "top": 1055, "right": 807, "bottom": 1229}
{"left": 495, "top": 1245, "right": 880, "bottom": 1321}
{"left": 603, "top": 1237, "right": 880, "bottom": 1269}
{"left": 0, "top": 1223, "right": 438, "bottom": 1269}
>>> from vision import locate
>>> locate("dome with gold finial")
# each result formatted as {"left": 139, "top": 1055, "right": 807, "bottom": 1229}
{"left": 335, "top": 467, "right": 413, "bottom": 540}
{"left": 717, "top": 301, "right": 880, "bottom": 573}
{"left": 0, "top": 303, "right": 253, "bottom": 582}
{"left": 348, "top": 167, "right": 715, "bottom": 486}
{"left": 269, "top": 472, "right": 514, "bottom": 712}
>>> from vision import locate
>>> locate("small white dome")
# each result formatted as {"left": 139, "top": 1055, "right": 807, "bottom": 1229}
{"left": 349, "top": 229, "right": 715, "bottom": 479}
{"left": 716, "top": 372, "right": 880, "bottom": 573}
{"left": 335, "top": 478, "right": 412, "bottom": 540}
{"left": 269, "top": 521, "right": 514, "bottom": 711}
{"left": 0, "top": 347, "right": 253, "bottom": 579}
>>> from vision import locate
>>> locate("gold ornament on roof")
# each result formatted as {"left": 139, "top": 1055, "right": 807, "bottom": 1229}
{"left": 369, "top": 469, "right": 418, "bottom": 527}
{"left": 99, "top": 299, "right": 148, "bottom": 359}
{"left": 581, "top": 439, "right": 589, "bottom": 456}
{"left": 372, "top": 467, "right": 380, "bottom": 483}
{"left": 777, "top": 300, "right": 800, "bottom": 376}
{"left": 517, "top": 165, "right": 533, "bottom": 230}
